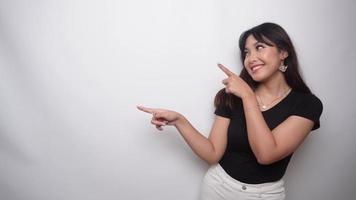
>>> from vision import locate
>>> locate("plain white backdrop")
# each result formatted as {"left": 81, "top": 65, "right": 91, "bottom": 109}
{"left": 0, "top": 0, "right": 355, "bottom": 199}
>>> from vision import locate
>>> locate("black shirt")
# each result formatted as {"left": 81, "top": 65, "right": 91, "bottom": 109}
{"left": 214, "top": 90, "right": 323, "bottom": 184}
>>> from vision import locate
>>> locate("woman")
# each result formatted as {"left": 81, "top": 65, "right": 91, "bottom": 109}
{"left": 137, "top": 22, "right": 323, "bottom": 200}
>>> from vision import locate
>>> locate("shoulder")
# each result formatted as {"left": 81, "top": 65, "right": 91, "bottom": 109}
{"left": 292, "top": 91, "right": 323, "bottom": 111}
{"left": 289, "top": 91, "right": 323, "bottom": 130}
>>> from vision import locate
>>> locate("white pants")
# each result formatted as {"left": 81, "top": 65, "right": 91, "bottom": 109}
{"left": 200, "top": 164, "right": 286, "bottom": 200}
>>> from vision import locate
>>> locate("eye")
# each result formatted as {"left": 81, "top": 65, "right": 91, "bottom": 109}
{"left": 256, "top": 44, "right": 264, "bottom": 51}
{"left": 244, "top": 49, "right": 250, "bottom": 56}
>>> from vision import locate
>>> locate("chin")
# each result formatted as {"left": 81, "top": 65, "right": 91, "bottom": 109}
{"left": 251, "top": 74, "right": 266, "bottom": 82}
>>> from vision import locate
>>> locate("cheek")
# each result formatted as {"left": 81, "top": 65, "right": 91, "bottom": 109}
{"left": 243, "top": 58, "right": 249, "bottom": 69}
{"left": 264, "top": 50, "right": 281, "bottom": 64}
{"left": 243, "top": 62, "right": 251, "bottom": 73}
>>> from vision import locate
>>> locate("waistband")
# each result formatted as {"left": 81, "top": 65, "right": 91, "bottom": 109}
{"left": 212, "top": 164, "right": 285, "bottom": 194}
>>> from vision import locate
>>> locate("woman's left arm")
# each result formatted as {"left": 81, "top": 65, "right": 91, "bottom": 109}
{"left": 218, "top": 63, "right": 314, "bottom": 165}
{"left": 242, "top": 94, "right": 314, "bottom": 165}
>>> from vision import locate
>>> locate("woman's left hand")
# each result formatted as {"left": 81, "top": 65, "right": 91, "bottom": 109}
{"left": 218, "top": 63, "right": 253, "bottom": 99}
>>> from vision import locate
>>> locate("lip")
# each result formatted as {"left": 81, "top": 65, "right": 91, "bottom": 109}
{"left": 250, "top": 64, "right": 263, "bottom": 73}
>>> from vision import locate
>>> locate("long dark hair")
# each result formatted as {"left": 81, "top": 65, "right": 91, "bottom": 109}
{"left": 215, "top": 22, "right": 312, "bottom": 109}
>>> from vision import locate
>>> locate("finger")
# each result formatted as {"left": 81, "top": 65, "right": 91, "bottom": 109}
{"left": 222, "top": 78, "right": 229, "bottom": 85}
{"left": 225, "top": 88, "right": 231, "bottom": 94}
{"left": 156, "top": 125, "right": 163, "bottom": 131}
{"left": 217, "top": 63, "right": 235, "bottom": 77}
{"left": 137, "top": 105, "right": 155, "bottom": 114}
{"left": 151, "top": 119, "right": 167, "bottom": 126}
{"left": 156, "top": 118, "right": 169, "bottom": 124}
{"left": 153, "top": 112, "right": 166, "bottom": 119}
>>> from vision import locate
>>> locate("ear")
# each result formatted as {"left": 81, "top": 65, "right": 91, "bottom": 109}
{"left": 280, "top": 50, "right": 289, "bottom": 60}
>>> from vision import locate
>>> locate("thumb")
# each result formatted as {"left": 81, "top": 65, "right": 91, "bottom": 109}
{"left": 154, "top": 112, "right": 166, "bottom": 119}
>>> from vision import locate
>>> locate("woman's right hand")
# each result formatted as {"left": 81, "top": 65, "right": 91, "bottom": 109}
{"left": 137, "top": 105, "right": 183, "bottom": 131}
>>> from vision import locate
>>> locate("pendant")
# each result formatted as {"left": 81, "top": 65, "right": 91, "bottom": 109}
{"left": 262, "top": 105, "right": 267, "bottom": 110}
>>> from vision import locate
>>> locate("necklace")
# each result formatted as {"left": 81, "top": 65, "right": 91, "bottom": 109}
{"left": 256, "top": 88, "right": 292, "bottom": 111}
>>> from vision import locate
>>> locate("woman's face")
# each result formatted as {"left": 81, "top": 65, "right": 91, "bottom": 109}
{"left": 243, "top": 35, "right": 287, "bottom": 82}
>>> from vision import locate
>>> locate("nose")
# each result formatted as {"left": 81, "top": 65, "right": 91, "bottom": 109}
{"left": 246, "top": 51, "right": 258, "bottom": 65}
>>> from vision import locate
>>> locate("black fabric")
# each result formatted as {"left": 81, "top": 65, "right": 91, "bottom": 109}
{"left": 214, "top": 90, "right": 323, "bottom": 184}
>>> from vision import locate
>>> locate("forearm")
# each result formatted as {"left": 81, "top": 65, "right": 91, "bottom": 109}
{"left": 242, "top": 94, "right": 277, "bottom": 163}
{"left": 174, "top": 115, "right": 217, "bottom": 164}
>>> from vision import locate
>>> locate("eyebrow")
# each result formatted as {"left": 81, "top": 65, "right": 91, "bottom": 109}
{"left": 244, "top": 42, "right": 265, "bottom": 51}
{"left": 253, "top": 41, "right": 262, "bottom": 45}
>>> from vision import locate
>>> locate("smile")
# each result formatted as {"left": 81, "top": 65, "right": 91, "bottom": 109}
{"left": 251, "top": 64, "right": 263, "bottom": 73}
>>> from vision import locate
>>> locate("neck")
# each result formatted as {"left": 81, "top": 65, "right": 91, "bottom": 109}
{"left": 256, "top": 72, "right": 290, "bottom": 98}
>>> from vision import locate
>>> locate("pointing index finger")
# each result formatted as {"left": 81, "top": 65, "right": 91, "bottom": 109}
{"left": 137, "top": 105, "right": 155, "bottom": 114}
{"left": 218, "top": 63, "right": 234, "bottom": 77}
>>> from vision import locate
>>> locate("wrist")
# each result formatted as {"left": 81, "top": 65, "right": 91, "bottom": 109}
{"left": 175, "top": 113, "right": 186, "bottom": 127}
{"left": 240, "top": 89, "right": 255, "bottom": 100}
{"left": 242, "top": 92, "right": 259, "bottom": 108}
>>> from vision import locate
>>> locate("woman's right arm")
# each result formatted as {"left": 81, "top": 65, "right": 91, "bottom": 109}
{"left": 137, "top": 105, "right": 229, "bottom": 165}
{"left": 175, "top": 114, "right": 230, "bottom": 165}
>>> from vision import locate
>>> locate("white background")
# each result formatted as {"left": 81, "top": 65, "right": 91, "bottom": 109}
{"left": 0, "top": 0, "right": 355, "bottom": 199}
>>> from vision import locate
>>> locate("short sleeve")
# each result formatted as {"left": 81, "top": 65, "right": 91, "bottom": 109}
{"left": 214, "top": 92, "right": 232, "bottom": 119}
{"left": 291, "top": 94, "right": 323, "bottom": 131}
